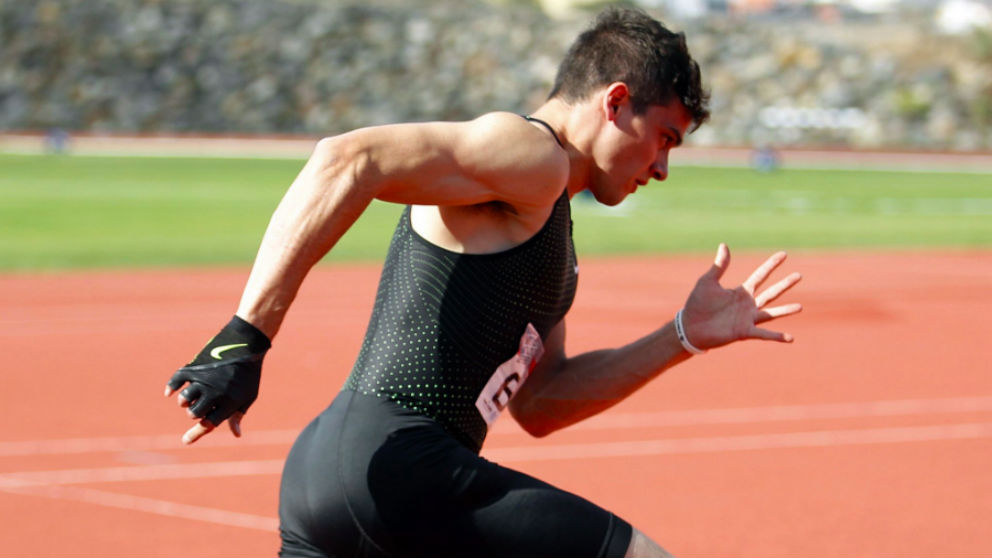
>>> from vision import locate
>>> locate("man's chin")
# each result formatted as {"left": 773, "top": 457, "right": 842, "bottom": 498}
{"left": 597, "top": 191, "right": 629, "bottom": 207}
{"left": 584, "top": 184, "right": 630, "bottom": 207}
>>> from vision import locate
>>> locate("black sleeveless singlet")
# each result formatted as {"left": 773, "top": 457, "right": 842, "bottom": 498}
{"left": 343, "top": 185, "right": 578, "bottom": 452}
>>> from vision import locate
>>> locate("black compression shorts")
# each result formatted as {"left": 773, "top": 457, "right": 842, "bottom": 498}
{"left": 278, "top": 389, "right": 633, "bottom": 558}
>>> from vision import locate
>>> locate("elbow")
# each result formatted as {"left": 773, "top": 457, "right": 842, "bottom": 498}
{"left": 311, "top": 135, "right": 343, "bottom": 168}
{"left": 520, "top": 420, "right": 556, "bottom": 439}
{"left": 312, "top": 135, "right": 350, "bottom": 170}
{"left": 509, "top": 401, "right": 563, "bottom": 439}
{"left": 311, "top": 133, "right": 375, "bottom": 185}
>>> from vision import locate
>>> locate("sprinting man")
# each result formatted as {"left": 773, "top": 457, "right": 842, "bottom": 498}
{"left": 165, "top": 7, "right": 802, "bottom": 557}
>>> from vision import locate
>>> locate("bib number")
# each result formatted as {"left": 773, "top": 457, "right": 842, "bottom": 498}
{"left": 475, "top": 323, "right": 544, "bottom": 426}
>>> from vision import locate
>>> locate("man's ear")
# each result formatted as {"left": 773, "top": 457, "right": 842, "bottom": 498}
{"left": 602, "top": 82, "right": 631, "bottom": 123}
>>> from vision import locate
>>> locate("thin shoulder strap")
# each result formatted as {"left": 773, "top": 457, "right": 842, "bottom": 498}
{"left": 521, "top": 115, "right": 564, "bottom": 148}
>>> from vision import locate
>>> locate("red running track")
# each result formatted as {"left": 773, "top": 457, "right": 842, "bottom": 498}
{"left": 0, "top": 250, "right": 989, "bottom": 556}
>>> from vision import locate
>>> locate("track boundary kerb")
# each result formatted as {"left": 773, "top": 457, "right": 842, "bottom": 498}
{"left": 2, "top": 132, "right": 991, "bottom": 173}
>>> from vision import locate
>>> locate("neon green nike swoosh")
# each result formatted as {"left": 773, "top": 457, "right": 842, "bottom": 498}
{"left": 210, "top": 343, "right": 248, "bottom": 360}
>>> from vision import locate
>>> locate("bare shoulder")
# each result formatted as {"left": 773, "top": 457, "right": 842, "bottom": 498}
{"left": 312, "top": 113, "right": 567, "bottom": 211}
{"left": 462, "top": 111, "right": 566, "bottom": 165}
{"left": 455, "top": 112, "right": 569, "bottom": 208}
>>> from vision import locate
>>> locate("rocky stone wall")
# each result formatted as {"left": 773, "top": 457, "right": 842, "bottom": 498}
{"left": 2, "top": 0, "right": 989, "bottom": 149}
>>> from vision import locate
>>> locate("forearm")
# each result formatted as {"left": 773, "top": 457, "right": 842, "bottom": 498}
{"left": 236, "top": 137, "right": 377, "bottom": 339}
{"left": 513, "top": 322, "right": 693, "bottom": 436}
{"left": 514, "top": 245, "right": 803, "bottom": 437}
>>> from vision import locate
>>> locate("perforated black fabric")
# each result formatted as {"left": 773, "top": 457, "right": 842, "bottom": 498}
{"left": 344, "top": 191, "right": 578, "bottom": 452}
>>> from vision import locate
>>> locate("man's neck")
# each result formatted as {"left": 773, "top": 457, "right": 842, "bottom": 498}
{"left": 530, "top": 98, "right": 599, "bottom": 198}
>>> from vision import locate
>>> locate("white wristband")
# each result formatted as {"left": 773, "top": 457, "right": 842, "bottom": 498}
{"left": 675, "top": 309, "right": 706, "bottom": 355}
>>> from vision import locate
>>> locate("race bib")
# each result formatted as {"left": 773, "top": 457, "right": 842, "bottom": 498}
{"left": 475, "top": 323, "right": 544, "bottom": 426}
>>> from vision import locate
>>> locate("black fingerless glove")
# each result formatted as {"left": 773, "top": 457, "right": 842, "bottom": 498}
{"left": 167, "top": 315, "right": 271, "bottom": 426}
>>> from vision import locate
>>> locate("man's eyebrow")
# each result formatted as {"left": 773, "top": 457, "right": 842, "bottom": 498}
{"left": 667, "top": 126, "right": 684, "bottom": 146}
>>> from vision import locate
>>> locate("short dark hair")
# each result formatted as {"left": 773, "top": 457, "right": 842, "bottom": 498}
{"left": 549, "top": 6, "right": 710, "bottom": 129}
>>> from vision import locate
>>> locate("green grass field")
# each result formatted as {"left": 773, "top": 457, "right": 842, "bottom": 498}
{"left": 1, "top": 153, "right": 990, "bottom": 271}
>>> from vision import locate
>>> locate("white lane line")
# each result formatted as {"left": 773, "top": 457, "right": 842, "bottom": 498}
{"left": 492, "top": 396, "right": 992, "bottom": 433}
{"left": 3, "top": 422, "right": 991, "bottom": 488}
{"left": 485, "top": 422, "right": 992, "bottom": 463}
{"left": 0, "top": 430, "right": 300, "bottom": 457}
{"left": 3, "top": 396, "right": 992, "bottom": 457}
{"left": 0, "top": 483, "right": 278, "bottom": 531}
{"left": 2, "top": 421, "right": 988, "bottom": 535}
{"left": 0, "top": 459, "right": 284, "bottom": 487}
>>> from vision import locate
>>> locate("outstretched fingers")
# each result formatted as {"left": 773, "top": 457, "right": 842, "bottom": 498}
{"left": 756, "top": 302, "right": 803, "bottom": 323}
{"left": 690, "top": 244, "right": 803, "bottom": 348}
{"left": 751, "top": 257, "right": 802, "bottom": 341}
{"left": 743, "top": 251, "right": 788, "bottom": 294}
{"left": 755, "top": 271, "right": 802, "bottom": 308}
{"left": 749, "top": 326, "right": 795, "bottom": 343}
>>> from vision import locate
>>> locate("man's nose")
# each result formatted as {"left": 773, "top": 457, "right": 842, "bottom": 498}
{"left": 651, "top": 153, "right": 669, "bottom": 181}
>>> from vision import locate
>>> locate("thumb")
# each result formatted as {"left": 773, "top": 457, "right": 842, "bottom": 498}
{"left": 704, "top": 243, "right": 730, "bottom": 282}
{"left": 228, "top": 411, "right": 245, "bottom": 437}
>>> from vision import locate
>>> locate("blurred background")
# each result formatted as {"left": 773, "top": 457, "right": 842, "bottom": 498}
{"left": 2, "top": 0, "right": 990, "bottom": 151}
